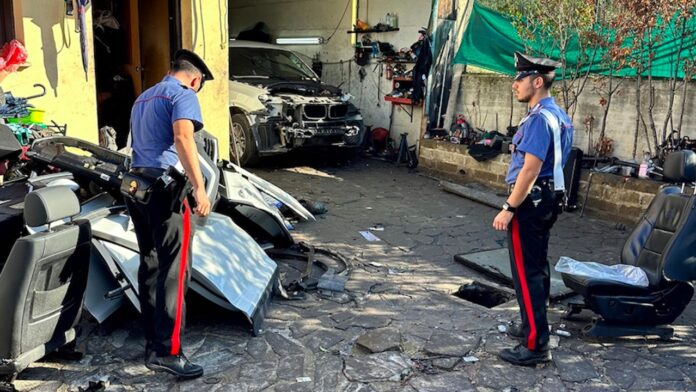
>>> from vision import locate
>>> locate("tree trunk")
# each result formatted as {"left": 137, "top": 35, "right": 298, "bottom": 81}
{"left": 599, "top": 69, "right": 614, "bottom": 142}
{"left": 661, "top": 19, "right": 686, "bottom": 142}
{"left": 677, "top": 79, "right": 689, "bottom": 138}
{"left": 632, "top": 73, "right": 642, "bottom": 160}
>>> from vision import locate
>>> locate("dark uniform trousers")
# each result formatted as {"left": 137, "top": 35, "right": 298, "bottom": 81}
{"left": 507, "top": 184, "right": 558, "bottom": 351}
{"left": 125, "top": 176, "right": 193, "bottom": 357}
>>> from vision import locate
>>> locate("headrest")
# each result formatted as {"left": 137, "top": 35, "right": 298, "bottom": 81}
{"left": 24, "top": 186, "right": 80, "bottom": 227}
{"left": 663, "top": 150, "right": 696, "bottom": 183}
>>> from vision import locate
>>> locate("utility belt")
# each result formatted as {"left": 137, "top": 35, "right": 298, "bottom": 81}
{"left": 120, "top": 166, "right": 193, "bottom": 213}
{"left": 508, "top": 178, "right": 566, "bottom": 214}
{"left": 507, "top": 178, "right": 554, "bottom": 194}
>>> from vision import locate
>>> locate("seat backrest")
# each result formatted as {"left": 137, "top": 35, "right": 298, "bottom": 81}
{"left": 621, "top": 150, "right": 696, "bottom": 287}
{"left": 0, "top": 186, "right": 91, "bottom": 362}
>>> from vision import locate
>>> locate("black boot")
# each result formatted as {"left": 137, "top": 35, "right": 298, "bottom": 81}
{"left": 146, "top": 352, "right": 204, "bottom": 380}
{"left": 499, "top": 344, "right": 551, "bottom": 366}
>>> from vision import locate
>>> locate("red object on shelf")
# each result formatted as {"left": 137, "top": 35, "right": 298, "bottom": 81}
{"left": 384, "top": 96, "right": 413, "bottom": 105}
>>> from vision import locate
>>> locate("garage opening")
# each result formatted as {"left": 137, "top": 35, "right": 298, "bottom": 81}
{"left": 454, "top": 281, "right": 514, "bottom": 308}
{"left": 92, "top": 0, "right": 181, "bottom": 148}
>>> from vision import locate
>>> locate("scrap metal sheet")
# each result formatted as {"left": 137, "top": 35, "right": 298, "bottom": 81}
{"left": 454, "top": 248, "right": 573, "bottom": 299}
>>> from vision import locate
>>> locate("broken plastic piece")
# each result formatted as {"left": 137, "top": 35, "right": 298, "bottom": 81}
{"left": 555, "top": 329, "right": 571, "bottom": 337}
{"left": 360, "top": 231, "right": 381, "bottom": 241}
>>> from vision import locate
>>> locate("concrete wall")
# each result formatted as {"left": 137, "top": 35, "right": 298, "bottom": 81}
{"left": 419, "top": 139, "right": 662, "bottom": 225}
{"left": 3, "top": 1, "right": 99, "bottom": 143}
{"left": 455, "top": 73, "right": 696, "bottom": 161}
{"left": 229, "top": 0, "right": 431, "bottom": 146}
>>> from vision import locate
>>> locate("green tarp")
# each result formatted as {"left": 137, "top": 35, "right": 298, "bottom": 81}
{"left": 454, "top": 1, "right": 696, "bottom": 80}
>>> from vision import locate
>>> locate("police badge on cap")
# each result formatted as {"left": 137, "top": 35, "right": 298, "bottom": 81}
{"left": 513, "top": 52, "right": 561, "bottom": 81}
{"left": 173, "top": 49, "right": 215, "bottom": 82}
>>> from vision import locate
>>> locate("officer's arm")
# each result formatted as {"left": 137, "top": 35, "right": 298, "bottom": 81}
{"left": 172, "top": 119, "right": 205, "bottom": 192}
{"left": 506, "top": 154, "right": 543, "bottom": 207}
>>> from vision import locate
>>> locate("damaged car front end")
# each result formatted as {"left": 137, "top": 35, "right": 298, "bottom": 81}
{"left": 229, "top": 41, "right": 365, "bottom": 165}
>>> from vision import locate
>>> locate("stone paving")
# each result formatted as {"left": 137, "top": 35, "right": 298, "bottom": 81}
{"left": 12, "top": 159, "right": 696, "bottom": 391}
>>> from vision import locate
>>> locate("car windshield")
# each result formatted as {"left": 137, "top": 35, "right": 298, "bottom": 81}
{"left": 230, "top": 47, "right": 316, "bottom": 80}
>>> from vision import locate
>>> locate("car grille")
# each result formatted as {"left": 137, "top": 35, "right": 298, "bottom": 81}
{"left": 303, "top": 104, "right": 327, "bottom": 120}
{"left": 329, "top": 104, "right": 348, "bottom": 119}
{"left": 301, "top": 104, "right": 349, "bottom": 120}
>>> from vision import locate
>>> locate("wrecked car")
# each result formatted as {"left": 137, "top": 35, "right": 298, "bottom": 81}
{"left": 228, "top": 40, "right": 365, "bottom": 165}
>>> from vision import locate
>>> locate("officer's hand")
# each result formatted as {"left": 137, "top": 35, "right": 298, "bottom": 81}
{"left": 493, "top": 210, "right": 514, "bottom": 231}
{"left": 192, "top": 187, "right": 211, "bottom": 217}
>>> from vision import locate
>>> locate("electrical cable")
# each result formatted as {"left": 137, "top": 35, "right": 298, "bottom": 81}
{"left": 325, "top": 0, "right": 352, "bottom": 43}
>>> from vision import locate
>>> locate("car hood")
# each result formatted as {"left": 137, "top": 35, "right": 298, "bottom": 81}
{"left": 232, "top": 77, "right": 342, "bottom": 97}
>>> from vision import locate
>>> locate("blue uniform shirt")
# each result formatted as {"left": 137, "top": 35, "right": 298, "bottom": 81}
{"left": 130, "top": 75, "right": 203, "bottom": 169}
{"left": 505, "top": 97, "right": 574, "bottom": 184}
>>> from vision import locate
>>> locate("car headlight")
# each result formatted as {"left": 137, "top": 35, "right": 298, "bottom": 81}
{"left": 258, "top": 94, "right": 270, "bottom": 103}
{"left": 340, "top": 93, "right": 353, "bottom": 102}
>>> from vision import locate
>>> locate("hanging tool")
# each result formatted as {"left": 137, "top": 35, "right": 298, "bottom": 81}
{"left": 25, "top": 84, "right": 47, "bottom": 100}
{"left": 76, "top": 0, "right": 91, "bottom": 80}
{"left": 374, "top": 62, "right": 382, "bottom": 107}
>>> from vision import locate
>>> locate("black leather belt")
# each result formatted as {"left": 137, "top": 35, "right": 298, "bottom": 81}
{"left": 507, "top": 178, "right": 554, "bottom": 194}
{"left": 130, "top": 167, "right": 166, "bottom": 180}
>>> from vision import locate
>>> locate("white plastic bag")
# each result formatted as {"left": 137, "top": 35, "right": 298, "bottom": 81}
{"left": 555, "top": 256, "right": 649, "bottom": 287}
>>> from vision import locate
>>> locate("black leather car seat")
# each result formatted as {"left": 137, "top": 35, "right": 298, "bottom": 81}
{"left": 0, "top": 186, "right": 91, "bottom": 381}
{"left": 561, "top": 150, "right": 696, "bottom": 339}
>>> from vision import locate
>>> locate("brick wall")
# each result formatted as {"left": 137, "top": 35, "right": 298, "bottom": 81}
{"left": 577, "top": 171, "right": 660, "bottom": 225}
{"left": 419, "top": 139, "right": 661, "bottom": 225}
{"left": 420, "top": 139, "right": 510, "bottom": 191}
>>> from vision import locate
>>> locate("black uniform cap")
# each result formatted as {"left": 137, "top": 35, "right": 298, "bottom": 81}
{"left": 173, "top": 49, "right": 214, "bottom": 81}
{"left": 513, "top": 51, "right": 561, "bottom": 81}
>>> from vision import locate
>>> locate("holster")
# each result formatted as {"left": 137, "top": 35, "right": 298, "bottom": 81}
{"left": 164, "top": 167, "right": 194, "bottom": 213}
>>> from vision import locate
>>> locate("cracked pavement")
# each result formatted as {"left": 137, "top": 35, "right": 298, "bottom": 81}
{"left": 13, "top": 159, "right": 696, "bottom": 391}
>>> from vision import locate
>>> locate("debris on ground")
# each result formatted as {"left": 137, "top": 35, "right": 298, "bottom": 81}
{"left": 299, "top": 199, "right": 328, "bottom": 214}
{"left": 359, "top": 231, "right": 381, "bottom": 241}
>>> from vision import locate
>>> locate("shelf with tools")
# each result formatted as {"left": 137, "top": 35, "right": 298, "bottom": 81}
{"left": 384, "top": 77, "right": 421, "bottom": 121}
{"left": 347, "top": 27, "right": 400, "bottom": 34}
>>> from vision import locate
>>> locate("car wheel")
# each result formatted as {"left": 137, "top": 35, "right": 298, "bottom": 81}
{"left": 229, "top": 113, "right": 259, "bottom": 166}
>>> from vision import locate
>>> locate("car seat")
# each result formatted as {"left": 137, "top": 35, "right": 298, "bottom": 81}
{"left": 0, "top": 186, "right": 91, "bottom": 381}
{"left": 561, "top": 150, "right": 696, "bottom": 340}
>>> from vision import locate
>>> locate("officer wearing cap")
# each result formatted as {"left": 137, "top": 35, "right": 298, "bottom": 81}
{"left": 127, "top": 49, "right": 213, "bottom": 379}
{"left": 492, "top": 52, "right": 573, "bottom": 366}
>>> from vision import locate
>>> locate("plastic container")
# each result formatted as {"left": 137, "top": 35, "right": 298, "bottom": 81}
{"left": 26, "top": 108, "right": 45, "bottom": 123}
{"left": 10, "top": 108, "right": 45, "bottom": 124}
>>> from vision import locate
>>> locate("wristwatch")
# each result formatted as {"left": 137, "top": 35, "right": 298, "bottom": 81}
{"left": 502, "top": 202, "right": 517, "bottom": 213}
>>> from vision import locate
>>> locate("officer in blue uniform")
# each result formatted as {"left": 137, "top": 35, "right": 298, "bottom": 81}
{"left": 127, "top": 49, "right": 213, "bottom": 379}
{"left": 492, "top": 52, "right": 573, "bottom": 366}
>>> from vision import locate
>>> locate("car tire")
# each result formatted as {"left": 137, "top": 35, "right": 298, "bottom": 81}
{"left": 229, "top": 112, "right": 259, "bottom": 166}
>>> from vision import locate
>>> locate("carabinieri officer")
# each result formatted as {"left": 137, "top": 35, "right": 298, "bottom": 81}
{"left": 127, "top": 49, "right": 213, "bottom": 379}
{"left": 492, "top": 52, "right": 573, "bottom": 366}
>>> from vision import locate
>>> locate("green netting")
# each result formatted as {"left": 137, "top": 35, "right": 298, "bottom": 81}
{"left": 454, "top": 1, "right": 696, "bottom": 80}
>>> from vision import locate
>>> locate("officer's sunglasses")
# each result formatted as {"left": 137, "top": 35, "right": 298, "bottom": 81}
{"left": 197, "top": 76, "right": 206, "bottom": 93}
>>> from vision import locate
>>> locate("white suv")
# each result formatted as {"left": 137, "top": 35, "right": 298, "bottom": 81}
{"left": 228, "top": 40, "right": 365, "bottom": 165}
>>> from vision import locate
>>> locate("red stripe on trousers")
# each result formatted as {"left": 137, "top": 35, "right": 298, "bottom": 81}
{"left": 171, "top": 200, "right": 190, "bottom": 355}
{"left": 511, "top": 217, "right": 537, "bottom": 351}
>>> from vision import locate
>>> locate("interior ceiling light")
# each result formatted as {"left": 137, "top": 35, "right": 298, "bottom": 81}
{"left": 275, "top": 37, "right": 324, "bottom": 45}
